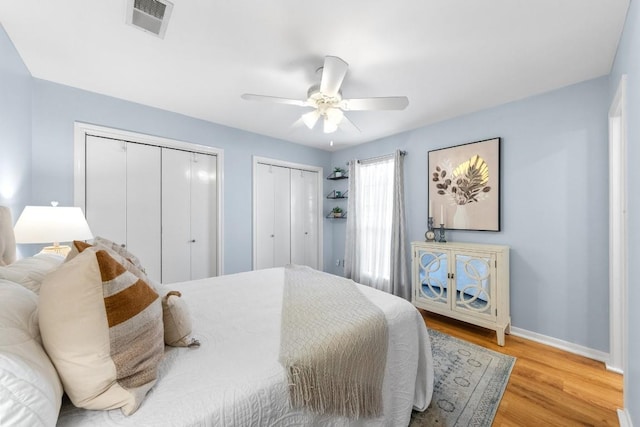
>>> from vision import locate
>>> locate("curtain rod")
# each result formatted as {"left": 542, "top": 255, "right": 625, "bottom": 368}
{"left": 346, "top": 150, "right": 407, "bottom": 165}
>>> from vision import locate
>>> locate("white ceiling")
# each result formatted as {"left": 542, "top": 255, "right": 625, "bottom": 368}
{"left": 0, "top": 1, "right": 629, "bottom": 151}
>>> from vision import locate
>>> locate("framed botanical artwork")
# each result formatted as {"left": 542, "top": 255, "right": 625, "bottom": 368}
{"left": 428, "top": 137, "right": 501, "bottom": 231}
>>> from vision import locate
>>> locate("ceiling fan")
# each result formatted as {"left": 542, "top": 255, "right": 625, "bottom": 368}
{"left": 241, "top": 56, "right": 409, "bottom": 134}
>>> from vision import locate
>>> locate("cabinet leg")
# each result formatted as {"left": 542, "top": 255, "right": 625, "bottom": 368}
{"left": 496, "top": 328, "right": 506, "bottom": 346}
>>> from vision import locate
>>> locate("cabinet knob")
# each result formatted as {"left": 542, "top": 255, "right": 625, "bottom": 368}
{"left": 190, "top": 239, "right": 196, "bottom": 243}
{"left": 304, "top": 232, "right": 308, "bottom": 235}
{"left": 271, "top": 234, "right": 275, "bottom": 238}
{"left": 120, "top": 243, "right": 126, "bottom": 248}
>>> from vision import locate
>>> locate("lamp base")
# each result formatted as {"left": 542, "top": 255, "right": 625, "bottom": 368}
{"left": 41, "top": 245, "right": 71, "bottom": 256}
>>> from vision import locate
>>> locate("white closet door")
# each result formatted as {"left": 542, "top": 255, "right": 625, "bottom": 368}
{"left": 273, "top": 166, "right": 291, "bottom": 267}
{"left": 190, "top": 152, "right": 217, "bottom": 280}
{"left": 255, "top": 163, "right": 291, "bottom": 269}
{"left": 290, "top": 169, "right": 319, "bottom": 269}
{"left": 126, "top": 143, "right": 161, "bottom": 281}
{"left": 256, "top": 163, "right": 275, "bottom": 270}
{"left": 162, "top": 148, "right": 192, "bottom": 283}
{"left": 85, "top": 136, "right": 126, "bottom": 245}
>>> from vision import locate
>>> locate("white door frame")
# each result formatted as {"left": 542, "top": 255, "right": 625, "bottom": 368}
{"left": 73, "top": 122, "right": 225, "bottom": 275}
{"left": 252, "top": 156, "right": 324, "bottom": 270}
{"left": 607, "top": 75, "right": 627, "bottom": 379}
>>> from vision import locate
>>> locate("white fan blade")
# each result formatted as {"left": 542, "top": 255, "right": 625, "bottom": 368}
{"left": 320, "top": 56, "right": 349, "bottom": 97}
{"left": 241, "top": 93, "right": 309, "bottom": 107}
{"left": 341, "top": 96, "right": 409, "bottom": 111}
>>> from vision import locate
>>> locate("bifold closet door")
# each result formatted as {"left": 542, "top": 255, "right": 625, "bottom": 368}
{"left": 162, "top": 149, "right": 217, "bottom": 283}
{"left": 85, "top": 137, "right": 127, "bottom": 245}
{"left": 255, "top": 163, "right": 291, "bottom": 270}
{"left": 189, "top": 153, "right": 217, "bottom": 280}
{"left": 290, "top": 169, "right": 319, "bottom": 269}
{"left": 85, "top": 136, "right": 161, "bottom": 280}
{"left": 125, "top": 143, "right": 161, "bottom": 281}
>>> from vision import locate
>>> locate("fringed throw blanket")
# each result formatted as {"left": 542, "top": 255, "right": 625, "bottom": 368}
{"left": 279, "top": 265, "right": 388, "bottom": 419}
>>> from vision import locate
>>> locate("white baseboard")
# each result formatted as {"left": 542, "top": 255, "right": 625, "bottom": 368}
{"left": 509, "top": 327, "right": 609, "bottom": 364}
{"left": 606, "top": 363, "right": 624, "bottom": 374}
{"left": 618, "top": 408, "right": 633, "bottom": 427}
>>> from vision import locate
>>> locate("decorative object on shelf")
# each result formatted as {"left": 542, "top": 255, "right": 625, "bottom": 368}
{"left": 411, "top": 241, "right": 511, "bottom": 346}
{"left": 333, "top": 166, "right": 346, "bottom": 178}
{"left": 331, "top": 206, "right": 344, "bottom": 218}
{"left": 425, "top": 216, "right": 436, "bottom": 242}
{"left": 428, "top": 137, "right": 501, "bottom": 231}
{"left": 13, "top": 201, "right": 94, "bottom": 256}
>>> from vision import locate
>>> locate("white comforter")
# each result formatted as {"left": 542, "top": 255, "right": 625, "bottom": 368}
{"left": 57, "top": 268, "right": 433, "bottom": 426}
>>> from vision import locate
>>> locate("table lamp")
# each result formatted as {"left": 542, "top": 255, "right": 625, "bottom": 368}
{"left": 13, "top": 202, "right": 93, "bottom": 256}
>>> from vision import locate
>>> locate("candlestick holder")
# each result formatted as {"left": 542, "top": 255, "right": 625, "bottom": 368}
{"left": 438, "top": 224, "right": 446, "bottom": 243}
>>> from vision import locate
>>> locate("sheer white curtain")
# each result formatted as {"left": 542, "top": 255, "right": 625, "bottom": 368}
{"left": 344, "top": 150, "right": 409, "bottom": 298}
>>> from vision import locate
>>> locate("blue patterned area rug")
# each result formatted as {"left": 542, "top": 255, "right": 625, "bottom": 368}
{"left": 410, "top": 328, "right": 516, "bottom": 427}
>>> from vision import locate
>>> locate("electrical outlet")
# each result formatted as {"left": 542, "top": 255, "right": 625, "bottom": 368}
{"left": 336, "top": 259, "right": 340, "bottom": 266}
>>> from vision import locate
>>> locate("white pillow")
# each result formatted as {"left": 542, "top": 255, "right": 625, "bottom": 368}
{"left": 0, "top": 253, "right": 64, "bottom": 294}
{"left": 0, "top": 280, "right": 63, "bottom": 427}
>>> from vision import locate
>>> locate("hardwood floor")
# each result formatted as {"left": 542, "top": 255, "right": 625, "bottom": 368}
{"left": 420, "top": 311, "right": 623, "bottom": 427}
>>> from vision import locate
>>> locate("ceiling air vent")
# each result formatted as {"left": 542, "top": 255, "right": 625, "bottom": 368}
{"left": 126, "top": 0, "right": 173, "bottom": 39}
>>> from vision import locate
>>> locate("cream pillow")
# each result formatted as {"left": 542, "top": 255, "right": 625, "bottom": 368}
{"left": 0, "top": 280, "right": 63, "bottom": 426}
{"left": 92, "top": 236, "right": 144, "bottom": 272}
{"left": 66, "top": 240, "right": 155, "bottom": 289}
{"left": 0, "top": 253, "right": 64, "bottom": 294}
{"left": 162, "top": 291, "right": 199, "bottom": 348}
{"left": 39, "top": 249, "right": 164, "bottom": 415}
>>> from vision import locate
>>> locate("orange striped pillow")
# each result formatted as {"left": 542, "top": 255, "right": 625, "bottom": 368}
{"left": 66, "top": 240, "right": 151, "bottom": 288}
{"left": 39, "top": 249, "right": 164, "bottom": 415}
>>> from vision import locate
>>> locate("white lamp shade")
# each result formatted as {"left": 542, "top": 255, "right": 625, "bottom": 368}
{"left": 323, "top": 107, "right": 344, "bottom": 133}
{"left": 323, "top": 117, "right": 338, "bottom": 133}
{"left": 14, "top": 206, "right": 93, "bottom": 244}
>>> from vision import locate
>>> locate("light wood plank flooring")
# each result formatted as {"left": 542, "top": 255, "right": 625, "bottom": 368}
{"left": 420, "top": 311, "right": 623, "bottom": 427}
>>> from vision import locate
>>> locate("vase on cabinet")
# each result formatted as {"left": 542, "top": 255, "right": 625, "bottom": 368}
{"left": 453, "top": 204, "right": 469, "bottom": 229}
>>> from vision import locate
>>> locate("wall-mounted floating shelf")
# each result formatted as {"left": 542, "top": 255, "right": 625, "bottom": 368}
{"left": 326, "top": 189, "right": 348, "bottom": 199}
{"left": 326, "top": 212, "right": 347, "bottom": 219}
{"left": 327, "top": 171, "right": 348, "bottom": 180}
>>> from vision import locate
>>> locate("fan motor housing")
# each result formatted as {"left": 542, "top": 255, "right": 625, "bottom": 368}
{"left": 307, "top": 84, "right": 342, "bottom": 108}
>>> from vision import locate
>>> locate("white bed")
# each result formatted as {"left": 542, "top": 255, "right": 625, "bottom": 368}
{"left": 0, "top": 206, "right": 433, "bottom": 426}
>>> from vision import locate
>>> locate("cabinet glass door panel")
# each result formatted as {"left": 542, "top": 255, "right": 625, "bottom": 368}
{"left": 454, "top": 253, "right": 493, "bottom": 315}
{"left": 417, "top": 250, "right": 448, "bottom": 305}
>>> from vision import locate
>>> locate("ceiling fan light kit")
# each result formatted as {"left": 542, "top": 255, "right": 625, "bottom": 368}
{"left": 242, "top": 55, "right": 409, "bottom": 136}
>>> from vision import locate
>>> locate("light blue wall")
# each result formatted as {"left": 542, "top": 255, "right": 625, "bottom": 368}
{"left": 29, "top": 80, "right": 332, "bottom": 274}
{"left": 0, "top": 25, "right": 32, "bottom": 221}
{"left": 330, "top": 77, "right": 611, "bottom": 352}
{"left": 610, "top": 0, "right": 638, "bottom": 420}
